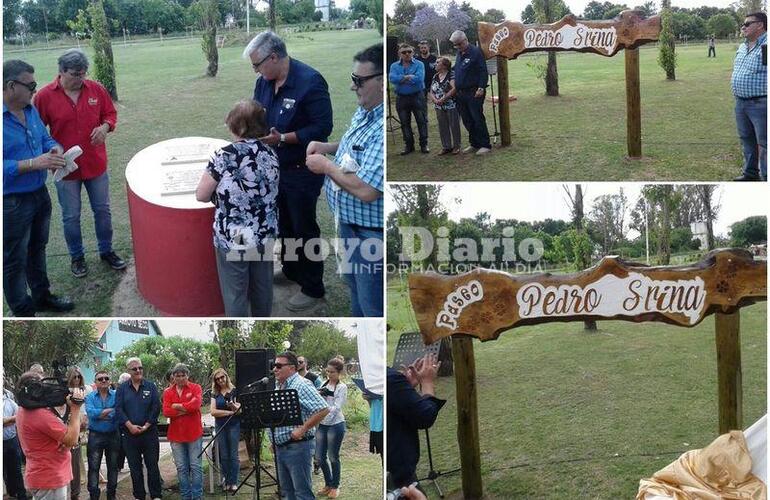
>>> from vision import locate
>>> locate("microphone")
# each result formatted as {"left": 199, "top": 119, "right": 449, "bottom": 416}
{"left": 243, "top": 377, "right": 270, "bottom": 391}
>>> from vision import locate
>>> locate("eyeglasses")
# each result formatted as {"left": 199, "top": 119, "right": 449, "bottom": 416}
{"left": 252, "top": 53, "right": 273, "bottom": 72}
{"left": 271, "top": 362, "right": 294, "bottom": 370}
{"left": 97, "top": 376, "right": 110, "bottom": 382}
{"left": 742, "top": 20, "right": 761, "bottom": 27}
{"left": 129, "top": 366, "right": 144, "bottom": 372}
{"left": 400, "top": 50, "right": 413, "bottom": 55}
{"left": 74, "top": 374, "right": 82, "bottom": 379}
{"left": 65, "top": 70, "right": 87, "bottom": 78}
{"left": 351, "top": 72, "right": 382, "bottom": 88}
{"left": 215, "top": 375, "right": 227, "bottom": 381}
{"left": 11, "top": 80, "right": 37, "bottom": 92}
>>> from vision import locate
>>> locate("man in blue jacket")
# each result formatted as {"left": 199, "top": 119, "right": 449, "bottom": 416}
{"left": 246, "top": 31, "right": 334, "bottom": 312}
{"left": 3, "top": 59, "right": 74, "bottom": 316}
{"left": 85, "top": 370, "right": 119, "bottom": 500}
{"left": 449, "top": 30, "right": 492, "bottom": 155}
{"left": 389, "top": 43, "right": 429, "bottom": 155}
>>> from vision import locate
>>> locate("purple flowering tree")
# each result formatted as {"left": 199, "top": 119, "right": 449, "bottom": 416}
{"left": 408, "top": 1, "right": 470, "bottom": 45}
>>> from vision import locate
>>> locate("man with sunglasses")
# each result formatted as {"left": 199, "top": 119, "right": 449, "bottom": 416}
{"left": 389, "top": 43, "right": 429, "bottom": 155}
{"left": 244, "top": 31, "right": 334, "bottom": 312}
{"left": 84, "top": 371, "right": 119, "bottom": 500}
{"left": 34, "top": 49, "right": 124, "bottom": 277}
{"left": 3, "top": 59, "right": 74, "bottom": 317}
{"left": 731, "top": 12, "right": 767, "bottom": 181}
{"left": 306, "top": 44, "right": 385, "bottom": 317}
{"left": 114, "top": 358, "right": 162, "bottom": 500}
{"left": 270, "top": 352, "right": 329, "bottom": 500}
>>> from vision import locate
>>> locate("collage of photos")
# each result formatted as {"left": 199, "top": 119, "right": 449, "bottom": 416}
{"left": 1, "top": 0, "right": 767, "bottom": 498}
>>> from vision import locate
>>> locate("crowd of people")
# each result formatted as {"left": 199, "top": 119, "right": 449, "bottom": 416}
{"left": 3, "top": 31, "right": 384, "bottom": 318}
{"left": 389, "top": 31, "right": 491, "bottom": 158}
{"left": 3, "top": 350, "right": 367, "bottom": 500}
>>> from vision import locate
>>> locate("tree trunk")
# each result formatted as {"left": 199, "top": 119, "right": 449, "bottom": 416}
{"left": 205, "top": 26, "right": 218, "bottom": 77}
{"left": 545, "top": 51, "right": 559, "bottom": 96}
{"left": 659, "top": 195, "right": 672, "bottom": 265}
{"left": 269, "top": 0, "right": 276, "bottom": 31}
{"left": 438, "top": 337, "right": 454, "bottom": 376}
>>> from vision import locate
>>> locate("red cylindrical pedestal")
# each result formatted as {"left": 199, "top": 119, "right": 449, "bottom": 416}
{"left": 125, "top": 137, "right": 228, "bottom": 316}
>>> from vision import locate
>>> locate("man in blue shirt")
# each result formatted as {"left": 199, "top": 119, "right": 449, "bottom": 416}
{"left": 114, "top": 358, "right": 162, "bottom": 500}
{"left": 449, "top": 30, "right": 492, "bottom": 156}
{"left": 3, "top": 384, "right": 28, "bottom": 500}
{"left": 731, "top": 12, "right": 767, "bottom": 181}
{"left": 269, "top": 352, "right": 329, "bottom": 500}
{"left": 3, "top": 60, "right": 74, "bottom": 316}
{"left": 306, "top": 44, "right": 384, "bottom": 317}
{"left": 245, "top": 31, "right": 334, "bottom": 312}
{"left": 85, "top": 370, "right": 119, "bottom": 500}
{"left": 389, "top": 43, "right": 429, "bottom": 155}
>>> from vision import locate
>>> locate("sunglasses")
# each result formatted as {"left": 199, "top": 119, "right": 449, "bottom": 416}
{"left": 400, "top": 50, "right": 413, "bottom": 54}
{"left": 74, "top": 374, "right": 82, "bottom": 379}
{"left": 272, "top": 362, "right": 294, "bottom": 369}
{"left": 11, "top": 80, "right": 37, "bottom": 92}
{"left": 351, "top": 72, "right": 382, "bottom": 88}
{"left": 252, "top": 53, "right": 273, "bottom": 71}
{"left": 97, "top": 376, "right": 110, "bottom": 382}
{"left": 215, "top": 375, "right": 227, "bottom": 381}
{"left": 742, "top": 20, "right": 760, "bottom": 27}
{"left": 129, "top": 366, "right": 144, "bottom": 372}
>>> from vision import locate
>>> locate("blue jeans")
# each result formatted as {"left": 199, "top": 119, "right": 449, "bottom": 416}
{"left": 315, "top": 422, "right": 346, "bottom": 488}
{"left": 215, "top": 422, "right": 240, "bottom": 486}
{"left": 735, "top": 97, "right": 767, "bottom": 180}
{"left": 456, "top": 90, "right": 491, "bottom": 149}
{"left": 3, "top": 436, "right": 28, "bottom": 500}
{"left": 275, "top": 439, "right": 314, "bottom": 500}
{"left": 170, "top": 438, "right": 203, "bottom": 500}
{"left": 338, "top": 222, "right": 383, "bottom": 317}
{"left": 55, "top": 172, "right": 114, "bottom": 259}
{"left": 3, "top": 187, "right": 52, "bottom": 316}
{"left": 87, "top": 430, "right": 120, "bottom": 499}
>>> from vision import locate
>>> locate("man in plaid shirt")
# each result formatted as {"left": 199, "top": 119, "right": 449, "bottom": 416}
{"left": 731, "top": 12, "right": 767, "bottom": 181}
{"left": 269, "top": 352, "right": 329, "bottom": 500}
{"left": 306, "top": 43, "right": 384, "bottom": 317}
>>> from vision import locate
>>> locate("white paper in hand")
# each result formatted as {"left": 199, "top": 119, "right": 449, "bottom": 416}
{"left": 53, "top": 145, "right": 83, "bottom": 182}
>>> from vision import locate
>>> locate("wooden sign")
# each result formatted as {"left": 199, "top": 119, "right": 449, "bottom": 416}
{"left": 409, "top": 249, "right": 767, "bottom": 345}
{"left": 479, "top": 10, "right": 661, "bottom": 59}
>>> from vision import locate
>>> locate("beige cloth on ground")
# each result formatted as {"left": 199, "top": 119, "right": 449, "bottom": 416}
{"left": 637, "top": 431, "right": 766, "bottom": 500}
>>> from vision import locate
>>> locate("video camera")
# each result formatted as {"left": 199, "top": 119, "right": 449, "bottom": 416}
{"left": 16, "top": 360, "right": 85, "bottom": 409}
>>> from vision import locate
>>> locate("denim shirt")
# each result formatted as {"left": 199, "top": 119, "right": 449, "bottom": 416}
{"left": 3, "top": 103, "right": 60, "bottom": 195}
{"left": 388, "top": 60, "right": 425, "bottom": 95}
{"left": 85, "top": 389, "right": 118, "bottom": 433}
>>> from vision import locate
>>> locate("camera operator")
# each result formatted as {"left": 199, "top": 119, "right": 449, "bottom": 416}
{"left": 16, "top": 370, "right": 84, "bottom": 500}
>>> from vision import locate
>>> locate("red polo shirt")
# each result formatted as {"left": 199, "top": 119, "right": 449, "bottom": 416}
{"left": 34, "top": 77, "right": 117, "bottom": 181}
{"left": 162, "top": 382, "right": 203, "bottom": 443}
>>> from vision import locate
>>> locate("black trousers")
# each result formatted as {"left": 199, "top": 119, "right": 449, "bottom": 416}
{"left": 123, "top": 429, "right": 162, "bottom": 499}
{"left": 278, "top": 168, "right": 326, "bottom": 298}
{"left": 455, "top": 90, "right": 491, "bottom": 149}
{"left": 396, "top": 92, "right": 428, "bottom": 149}
{"left": 3, "top": 436, "right": 28, "bottom": 500}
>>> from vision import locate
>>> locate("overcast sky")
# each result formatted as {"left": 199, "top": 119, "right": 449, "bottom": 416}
{"left": 386, "top": 183, "right": 766, "bottom": 239}
{"left": 155, "top": 319, "right": 383, "bottom": 341}
{"left": 385, "top": 0, "right": 735, "bottom": 23}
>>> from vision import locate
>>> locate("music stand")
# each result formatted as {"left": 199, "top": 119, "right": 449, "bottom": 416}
{"left": 236, "top": 389, "right": 303, "bottom": 500}
{"left": 392, "top": 332, "right": 458, "bottom": 498}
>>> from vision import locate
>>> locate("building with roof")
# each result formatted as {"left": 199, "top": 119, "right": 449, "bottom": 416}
{"left": 80, "top": 320, "right": 163, "bottom": 384}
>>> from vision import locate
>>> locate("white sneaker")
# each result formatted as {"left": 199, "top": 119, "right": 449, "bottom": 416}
{"left": 286, "top": 292, "right": 321, "bottom": 312}
{"left": 463, "top": 146, "right": 477, "bottom": 153}
{"left": 475, "top": 147, "right": 491, "bottom": 155}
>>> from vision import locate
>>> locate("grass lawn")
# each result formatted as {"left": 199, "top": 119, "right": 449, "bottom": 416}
{"left": 386, "top": 277, "right": 767, "bottom": 499}
{"left": 3, "top": 29, "right": 381, "bottom": 316}
{"left": 387, "top": 43, "right": 748, "bottom": 181}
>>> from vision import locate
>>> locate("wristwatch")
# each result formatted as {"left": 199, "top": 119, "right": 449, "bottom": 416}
{"left": 279, "top": 133, "right": 286, "bottom": 144}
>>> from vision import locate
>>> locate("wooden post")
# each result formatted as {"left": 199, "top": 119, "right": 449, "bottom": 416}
{"left": 715, "top": 310, "right": 742, "bottom": 434}
{"left": 625, "top": 48, "right": 642, "bottom": 158}
{"left": 451, "top": 335, "right": 483, "bottom": 499}
{"left": 496, "top": 56, "right": 511, "bottom": 147}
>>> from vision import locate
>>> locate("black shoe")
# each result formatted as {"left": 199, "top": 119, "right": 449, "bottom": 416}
{"left": 420, "top": 146, "right": 430, "bottom": 153}
{"left": 399, "top": 148, "right": 414, "bottom": 156}
{"left": 100, "top": 251, "right": 127, "bottom": 270}
{"left": 34, "top": 294, "right": 75, "bottom": 313}
{"left": 734, "top": 174, "right": 761, "bottom": 181}
{"left": 71, "top": 257, "right": 88, "bottom": 278}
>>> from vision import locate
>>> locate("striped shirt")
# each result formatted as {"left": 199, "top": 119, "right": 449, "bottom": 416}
{"left": 324, "top": 103, "right": 384, "bottom": 228}
{"left": 731, "top": 32, "right": 767, "bottom": 98}
{"left": 269, "top": 373, "right": 328, "bottom": 446}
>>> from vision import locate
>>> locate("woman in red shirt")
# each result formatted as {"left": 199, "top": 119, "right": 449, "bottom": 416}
{"left": 162, "top": 364, "right": 203, "bottom": 500}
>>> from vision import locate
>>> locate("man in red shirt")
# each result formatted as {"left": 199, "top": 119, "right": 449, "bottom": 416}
{"left": 34, "top": 49, "right": 125, "bottom": 279}
{"left": 15, "top": 371, "right": 85, "bottom": 499}
{"left": 162, "top": 363, "right": 203, "bottom": 500}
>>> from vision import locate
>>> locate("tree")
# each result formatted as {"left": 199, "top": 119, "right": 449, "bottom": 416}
{"left": 695, "top": 185, "right": 719, "bottom": 250}
{"left": 459, "top": 1, "right": 482, "bottom": 42}
{"left": 482, "top": 8, "right": 506, "bottom": 22}
{"left": 89, "top": 0, "right": 118, "bottom": 100}
{"left": 369, "top": 0, "right": 384, "bottom": 34}
{"left": 633, "top": 1, "right": 657, "bottom": 17}
{"left": 730, "top": 216, "right": 767, "bottom": 247}
{"left": 106, "top": 336, "right": 219, "bottom": 388}
{"left": 563, "top": 184, "right": 596, "bottom": 330}
{"left": 200, "top": 0, "right": 219, "bottom": 77}
{"left": 4, "top": 0, "right": 23, "bottom": 38}
{"left": 658, "top": 0, "right": 677, "bottom": 80}
{"left": 392, "top": 0, "right": 416, "bottom": 26}
{"left": 294, "top": 323, "right": 357, "bottom": 369}
{"left": 581, "top": 1, "right": 627, "bottom": 19}
{"left": 390, "top": 185, "right": 448, "bottom": 269}
{"left": 524, "top": 0, "right": 570, "bottom": 96}
{"left": 708, "top": 13, "right": 738, "bottom": 37}
{"left": 672, "top": 11, "right": 707, "bottom": 40}
{"left": 587, "top": 190, "right": 628, "bottom": 255}
{"left": 3, "top": 321, "right": 97, "bottom": 387}
{"left": 641, "top": 185, "right": 681, "bottom": 264}
{"left": 408, "top": 2, "right": 470, "bottom": 46}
